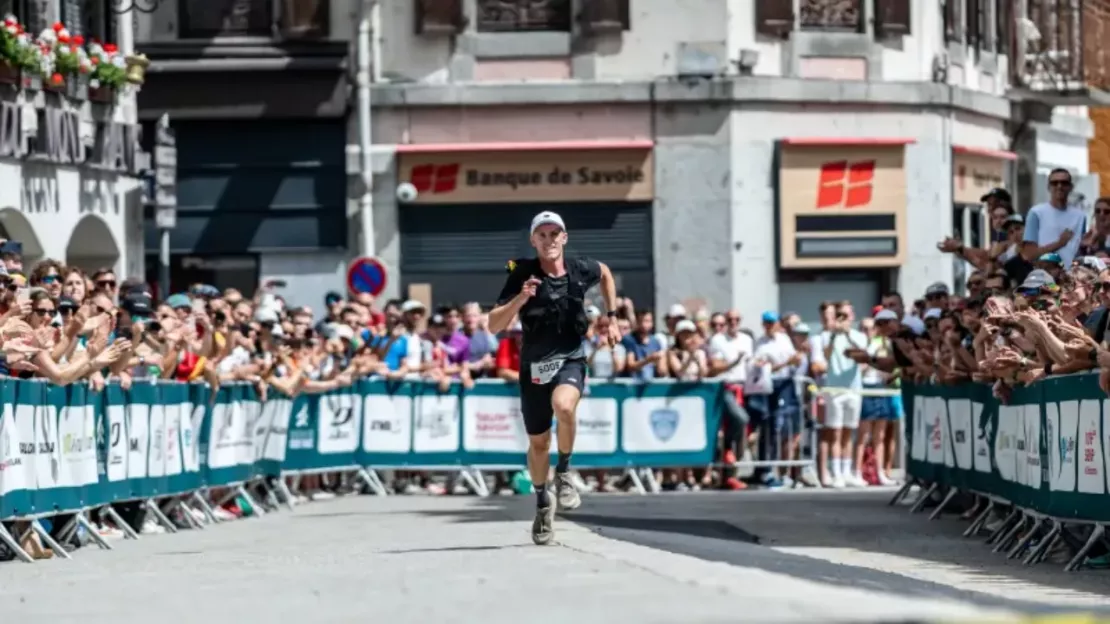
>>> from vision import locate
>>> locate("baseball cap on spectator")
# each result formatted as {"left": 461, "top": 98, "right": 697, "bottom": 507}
{"left": 923, "top": 308, "right": 943, "bottom": 321}
{"left": 980, "top": 187, "right": 1012, "bottom": 204}
{"left": 902, "top": 316, "right": 927, "bottom": 336}
{"left": 674, "top": 319, "right": 697, "bottom": 334}
{"left": 401, "top": 300, "right": 426, "bottom": 314}
{"left": 585, "top": 305, "right": 601, "bottom": 321}
{"left": 1037, "top": 252, "right": 1063, "bottom": 266}
{"left": 1017, "top": 269, "right": 1058, "bottom": 293}
{"left": 871, "top": 304, "right": 883, "bottom": 317}
{"left": 530, "top": 211, "right": 566, "bottom": 234}
{"left": 0, "top": 240, "right": 22, "bottom": 257}
{"left": 791, "top": 322, "right": 812, "bottom": 335}
{"left": 57, "top": 296, "right": 78, "bottom": 313}
{"left": 254, "top": 305, "right": 280, "bottom": 325}
{"left": 325, "top": 323, "right": 354, "bottom": 341}
{"left": 874, "top": 308, "right": 899, "bottom": 322}
{"left": 1003, "top": 213, "right": 1024, "bottom": 227}
{"left": 122, "top": 293, "right": 153, "bottom": 317}
{"left": 1078, "top": 256, "right": 1107, "bottom": 272}
{"left": 9, "top": 272, "right": 25, "bottom": 287}
{"left": 924, "top": 282, "right": 950, "bottom": 298}
{"left": 0, "top": 264, "right": 10, "bottom": 279}
{"left": 667, "top": 303, "right": 687, "bottom": 319}
{"left": 325, "top": 291, "right": 343, "bottom": 307}
{"left": 166, "top": 293, "right": 191, "bottom": 310}
{"left": 761, "top": 311, "right": 779, "bottom": 324}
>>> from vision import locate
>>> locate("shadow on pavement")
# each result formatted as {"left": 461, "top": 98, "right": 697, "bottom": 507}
{"left": 408, "top": 489, "right": 1110, "bottom": 615}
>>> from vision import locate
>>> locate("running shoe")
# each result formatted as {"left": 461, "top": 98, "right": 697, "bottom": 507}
{"left": 555, "top": 472, "right": 581, "bottom": 511}
{"left": 532, "top": 503, "right": 555, "bottom": 546}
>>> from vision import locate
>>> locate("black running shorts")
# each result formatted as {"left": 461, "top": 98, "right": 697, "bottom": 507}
{"left": 518, "top": 358, "right": 587, "bottom": 436}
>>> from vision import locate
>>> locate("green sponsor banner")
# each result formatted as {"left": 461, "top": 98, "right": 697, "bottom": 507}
{"left": 904, "top": 373, "right": 1110, "bottom": 522}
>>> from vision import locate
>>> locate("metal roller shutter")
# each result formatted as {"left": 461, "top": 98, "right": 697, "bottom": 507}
{"left": 400, "top": 202, "right": 654, "bottom": 308}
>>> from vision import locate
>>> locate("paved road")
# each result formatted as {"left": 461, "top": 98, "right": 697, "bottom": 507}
{"left": 0, "top": 488, "right": 1107, "bottom": 623}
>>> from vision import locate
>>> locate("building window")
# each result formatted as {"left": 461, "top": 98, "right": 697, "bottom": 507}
{"left": 476, "top": 0, "right": 571, "bottom": 33}
{"left": 81, "top": 0, "right": 116, "bottom": 44}
{"left": 943, "top": 0, "right": 961, "bottom": 42}
{"left": 180, "top": 0, "right": 273, "bottom": 38}
{"left": 799, "top": 0, "right": 863, "bottom": 32}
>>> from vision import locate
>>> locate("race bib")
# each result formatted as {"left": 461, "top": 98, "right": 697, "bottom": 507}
{"left": 530, "top": 358, "right": 566, "bottom": 385}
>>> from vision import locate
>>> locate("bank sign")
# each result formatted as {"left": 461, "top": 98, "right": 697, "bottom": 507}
{"left": 397, "top": 149, "right": 654, "bottom": 204}
{"left": 0, "top": 100, "right": 146, "bottom": 175}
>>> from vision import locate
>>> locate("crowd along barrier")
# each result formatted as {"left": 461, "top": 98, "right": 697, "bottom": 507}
{"left": 0, "top": 377, "right": 724, "bottom": 524}
{"left": 900, "top": 373, "right": 1110, "bottom": 569}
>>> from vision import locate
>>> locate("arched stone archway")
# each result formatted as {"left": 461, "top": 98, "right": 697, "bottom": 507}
{"left": 66, "top": 215, "right": 121, "bottom": 275}
{"left": 0, "top": 208, "right": 46, "bottom": 268}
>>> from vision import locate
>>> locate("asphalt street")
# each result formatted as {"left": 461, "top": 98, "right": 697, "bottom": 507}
{"left": 0, "top": 488, "right": 1107, "bottom": 623}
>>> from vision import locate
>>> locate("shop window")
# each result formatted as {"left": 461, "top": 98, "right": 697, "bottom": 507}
{"left": 179, "top": 0, "right": 273, "bottom": 38}
{"left": 476, "top": 0, "right": 571, "bottom": 33}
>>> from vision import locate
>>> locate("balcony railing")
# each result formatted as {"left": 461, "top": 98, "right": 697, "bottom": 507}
{"left": 476, "top": 0, "right": 571, "bottom": 33}
{"left": 799, "top": 0, "right": 864, "bottom": 32}
{"left": 1010, "top": 0, "right": 1110, "bottom": 94}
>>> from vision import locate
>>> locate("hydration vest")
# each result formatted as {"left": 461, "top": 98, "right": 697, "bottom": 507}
{"left": 508, "top": 256, "right": 591, "bottom": 337}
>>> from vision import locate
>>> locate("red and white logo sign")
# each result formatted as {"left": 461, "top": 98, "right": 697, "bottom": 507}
{"left": 816, "top": 160, "right": 875, "bottom": 209}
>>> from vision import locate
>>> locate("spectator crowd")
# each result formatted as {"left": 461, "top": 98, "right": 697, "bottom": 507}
{"left": 5, "top": 169, "right": 1108, "bottom": 562}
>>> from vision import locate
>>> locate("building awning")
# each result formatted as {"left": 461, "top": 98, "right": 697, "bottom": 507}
{"left": 394, "top": 139, "right": 654, "bottom": 154}
{"left": 780, "top": 138, "right": 916, "bottom": 147}
{"left": 952, "top": 145, "right": 1017, "bottom": 160}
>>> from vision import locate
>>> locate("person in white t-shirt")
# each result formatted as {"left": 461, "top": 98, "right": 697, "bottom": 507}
{"left": 708, "top": 309, "right": 754, "bottom": 487}
{"left": 750, "top": 312, "right": 801, "bottom": 487}
{"left": 819, "top": 302, "right": 868, "bottom": 488}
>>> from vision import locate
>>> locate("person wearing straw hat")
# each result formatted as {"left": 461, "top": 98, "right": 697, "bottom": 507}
{"left": 488, "top": 210, "right": 621, "bottom": 546}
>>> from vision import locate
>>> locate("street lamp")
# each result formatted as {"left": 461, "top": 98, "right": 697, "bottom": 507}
{"left": 110, "top": 0, "right": 161, "bottom": 14}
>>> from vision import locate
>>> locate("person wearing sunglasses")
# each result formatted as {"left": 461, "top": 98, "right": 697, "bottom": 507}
{"left": 29, "top": 259, "right": 64, "bottom": 299}
{"left": 1021, "top": 168, "right": 1087, "bottom": 266}
{"left": 91, "top": 268, "right": 118, "bottom": 301}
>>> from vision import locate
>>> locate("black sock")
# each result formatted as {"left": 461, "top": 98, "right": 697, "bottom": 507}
{"left": 555, "top": 452, "right": 571, "bottom": 474}
{"left": 535, "top": 483, "right": 549, "bottom": 507}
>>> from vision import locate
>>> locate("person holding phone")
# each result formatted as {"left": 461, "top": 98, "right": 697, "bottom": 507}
{"left": 819, "top": 302, "right": 869, "bottom": 489}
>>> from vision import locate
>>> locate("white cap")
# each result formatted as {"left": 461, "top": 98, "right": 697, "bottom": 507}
{"left": 326, "top": 323, "right": 354, "bottom": 341}
{"left": 401, "top": 299, "right": 426, "bottom": 313}
{"left": 585, "top": 305, "right": 601, "bottom": 320}
{"left": 254, "top": 305, "right": 280, "bottom": 324}
{"left": 874, "top": 309, "right": 898, "bottom": 322}
{"left": 674, "top": 319, "right": 698, "bottom": 334}
{"left": 667, "top": 303, "right": 688, "bottom": 318}
{"left": 923, "top": 308, "right": 943, "bottom": 320}
{"left": 530, "top": 211, "right": 566, "bottom": 235}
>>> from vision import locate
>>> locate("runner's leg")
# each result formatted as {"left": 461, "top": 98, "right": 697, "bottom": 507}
{"left": 552, "top": 360, "right": 587, "bottom": 510}
{"left": 520, "top": 380, "right": 556, "bottom": 545}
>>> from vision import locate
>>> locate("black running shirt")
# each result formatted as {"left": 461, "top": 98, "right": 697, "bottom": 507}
{"left": 497, "top": 257, "right": 601, "bottom": 365}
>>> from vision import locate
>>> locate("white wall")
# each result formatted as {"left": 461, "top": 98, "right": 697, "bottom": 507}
{"left": 727, "top": 105, "right": 1010, "bottom": 325}
{"left": 259, "top": 251, "right": 346, "bottom": 314}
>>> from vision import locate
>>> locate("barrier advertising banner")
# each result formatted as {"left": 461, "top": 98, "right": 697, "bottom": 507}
{"left": 903, "top": 373, "right": 1110, "bottom": 523}
{"left": 0, "top": 378, "right": 722, "bottom": 520}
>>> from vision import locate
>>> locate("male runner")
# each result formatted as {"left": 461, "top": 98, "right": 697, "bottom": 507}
{"left": 488, "top": 211, "right": 620, "bottom": 545}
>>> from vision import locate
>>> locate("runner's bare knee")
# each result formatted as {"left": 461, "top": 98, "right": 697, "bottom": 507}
{"left": 551, "top": 386, "right": 579, "bottom": 419}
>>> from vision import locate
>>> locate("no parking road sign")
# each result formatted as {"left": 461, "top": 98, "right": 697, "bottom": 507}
{"left": 347, "top": 257, "right": 388, "bottom": 297}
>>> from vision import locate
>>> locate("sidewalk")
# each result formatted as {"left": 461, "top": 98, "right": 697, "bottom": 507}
{"left": 0, "top": 494, "right": 1017, "bottom": 623}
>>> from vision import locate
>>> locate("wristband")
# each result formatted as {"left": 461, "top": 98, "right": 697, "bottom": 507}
{"left": 606, "top": 310, "right": 618, "bottom": 319}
